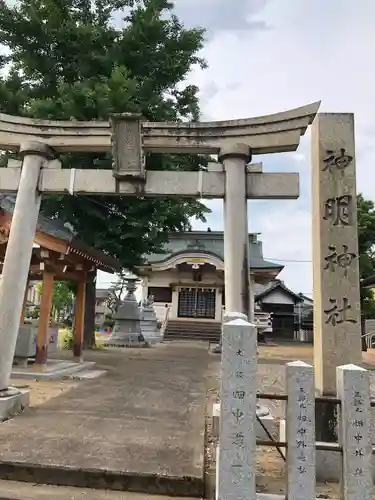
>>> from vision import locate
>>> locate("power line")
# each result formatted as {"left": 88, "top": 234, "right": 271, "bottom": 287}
{"left": 264, "top": 257, "right": 311, "bottom": 263}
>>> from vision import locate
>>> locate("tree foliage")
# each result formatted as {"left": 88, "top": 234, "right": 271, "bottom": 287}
{"left": 36, "top": 280, "right": 74, "bottom": 321}
{"left": 107, "top": 272, "right": 129, "bottom": 313}
{"left": 0, "top": 0, "right": 210, "bottom": 269}
{"left": 357, "top": 194, "right": 375, "bottom": 318}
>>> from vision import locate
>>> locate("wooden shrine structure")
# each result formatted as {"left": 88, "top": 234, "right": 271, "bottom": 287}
{"left": 0, "top": 195, "right": 120, "bottom": 364}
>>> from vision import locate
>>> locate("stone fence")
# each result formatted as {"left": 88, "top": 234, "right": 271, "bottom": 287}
{"left": 216, "top": 317, "right": 372, "bottom": 500}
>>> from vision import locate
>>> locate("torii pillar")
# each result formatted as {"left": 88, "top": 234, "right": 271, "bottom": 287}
{"left": 220, "top": 144, "right": 252, "bottom": 321}
{"left": 0, "top": 142, "right": 54, "bottom": 393}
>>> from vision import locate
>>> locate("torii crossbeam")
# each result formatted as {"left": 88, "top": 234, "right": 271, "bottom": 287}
{"left": 0, "top": 101, "right": 320, "bottom": 394}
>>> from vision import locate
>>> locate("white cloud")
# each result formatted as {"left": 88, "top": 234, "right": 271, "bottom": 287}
{"left": 183, "top": 0, "right": 375, "bottom": 295}
{"left": 100, "top": 0, "right": 375, "bottom": 293}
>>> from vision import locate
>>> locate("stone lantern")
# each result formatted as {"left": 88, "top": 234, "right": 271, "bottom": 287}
{"left": 106, "top": 273, "right": 148, "bottom": 348}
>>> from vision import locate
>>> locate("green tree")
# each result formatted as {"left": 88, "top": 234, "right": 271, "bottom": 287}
{"left": 0, "top": 0, "right": 209, "bottom": 270}
{"left": 357, "top": 194, "right": 375, "bottom": 318}
{"left": 0, "top": 0, "right": 210, "bottom": 346}
{"left": 36, "top": 281, "right": 74, "bottom": 322}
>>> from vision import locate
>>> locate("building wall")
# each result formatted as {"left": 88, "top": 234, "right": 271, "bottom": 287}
{"left": 143, "top": 269, "right": 261, "bottom": 323}
{"left": 260, "top": 289, "right": 296, "bottom": 305}
{"left": 95, "top": 293, "right": 111, "bottom": 325}
{"left": 27, "top": 281, "right": 42, "bottom": 307}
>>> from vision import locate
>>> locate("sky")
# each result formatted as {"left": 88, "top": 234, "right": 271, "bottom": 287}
{"left": 96, "top": 0, "right": 375, "bottom": 294}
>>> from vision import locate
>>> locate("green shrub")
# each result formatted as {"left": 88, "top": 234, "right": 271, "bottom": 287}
{"left": 59, "top": 328, "right": 73, "bottom": 350}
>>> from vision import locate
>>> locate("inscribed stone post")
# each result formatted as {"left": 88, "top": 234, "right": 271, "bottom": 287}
{"left": 286, "top": 361, "right": 316, "bottom": 500}
{"left": 216, "top": 318, "right": 257, "bottom": 500}
{"left": 311, "top": 114, "right": 362, "bottom": 398}
{"left": 336, "top": 364, "right": 372, "bottom": 500}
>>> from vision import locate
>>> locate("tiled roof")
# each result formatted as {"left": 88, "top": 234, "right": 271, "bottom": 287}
{"left": 255, "top": 279, "right": 303, "bottom": 302}
{"left": 143, "top": 231, "right": 282, "bottom": 271}
{"left": 0, "top": 194, "right": 120, "bottom": 273}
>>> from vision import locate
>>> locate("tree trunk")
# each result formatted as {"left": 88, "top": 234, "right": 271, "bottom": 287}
{"left": 83, "top": 270, "right": 96, "bottom": 348}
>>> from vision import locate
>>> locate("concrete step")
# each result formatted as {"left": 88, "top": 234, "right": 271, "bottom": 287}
{"left": 164, "top": 319, "right": 221, "bottom": 343}
{"left": 0, "top": 480, "right": 198, "bottom": 500}
{"left": 68, "top": 369, "right": 107, "bottom": 380}
{"left": 11, "top": 361, "right": 96, "bottom": 381}
{"left": 166, "top": 331, "right": 219, "bottom": 334}
{"left": 164, "top": 335, "right": 212, "bottom": 341}
{"left": 167, "top": 321, "right": 220, "bottom": 327}
{"left": 165, "top": 329, "right": 219, "bottom": 334}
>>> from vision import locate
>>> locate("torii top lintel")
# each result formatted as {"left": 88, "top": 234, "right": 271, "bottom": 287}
{"left": 0, "top": 101, "right": 320, "bottom": 155}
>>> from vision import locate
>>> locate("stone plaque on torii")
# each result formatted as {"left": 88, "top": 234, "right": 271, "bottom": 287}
{"left": 0, "top": 102, "right": 320, "bottom": 394}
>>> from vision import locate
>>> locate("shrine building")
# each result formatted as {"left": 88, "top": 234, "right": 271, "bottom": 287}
{"left": 137, "top": 231, "right": 283, "bottom": 340}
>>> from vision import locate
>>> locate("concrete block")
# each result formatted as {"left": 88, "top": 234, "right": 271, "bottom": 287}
{"left": 0, "top": 388, "right": 29, "bottom": 421}
{"left": 14, "top": 326, "right": 37, "bottom": 359}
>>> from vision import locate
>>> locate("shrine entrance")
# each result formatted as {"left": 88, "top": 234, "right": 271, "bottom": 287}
{"left": 177, "top": 287, "right": 216, "bottom": 319}
{"left": 0, "top": 102, "right": 318, "bottom": 393}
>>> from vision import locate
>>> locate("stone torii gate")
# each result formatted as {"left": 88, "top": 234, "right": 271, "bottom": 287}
{"left": 0, "top": 102, "right": 320, "bottom": 395}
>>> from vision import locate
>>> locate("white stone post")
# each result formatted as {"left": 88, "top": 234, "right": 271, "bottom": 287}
{"left": 286, "top": 361, "right": 316, "bottom": 500}
{"left": 336, "top": 364, "right": 372, "bottom": 500}
{"left": 216, "top": 317, "right": 257, "bottom": 500}
{"left": 220, "top": 144, "right": 252, "bottom": 320}
{"left": 0, "top": 142, "right": 53, "bottom": 392}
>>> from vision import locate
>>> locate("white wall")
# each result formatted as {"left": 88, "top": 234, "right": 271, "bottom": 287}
{"left": 260, "top": 289, "right": 296, "bottom": 305}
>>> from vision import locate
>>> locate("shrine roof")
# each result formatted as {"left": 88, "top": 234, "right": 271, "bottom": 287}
{"left": 142, "top": 230, "right": 283, "bottom": 271}
{"left": 254, "top": 279, "right": 303, "bottom": 302}
{"left": 0, "top": 194, "right": 120, "bottom": 274}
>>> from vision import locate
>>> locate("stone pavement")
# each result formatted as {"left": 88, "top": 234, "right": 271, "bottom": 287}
{"left": 0, "top": 480, "right": 201, "bottom": 500}
{"left": 0, "top": 343, "right": 212, "bottom": 497}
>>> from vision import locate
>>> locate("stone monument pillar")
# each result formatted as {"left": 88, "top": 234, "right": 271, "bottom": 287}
{"left": 0, "top": 142, "right": 54, "bottom": 393}
{"left": 220, "top": 144, "right": 252, "bottom": 321}
{"left": 106, "top": 274, "right": 148, "bottom": 348}
{"left": 311, "top": 113, "right": 362, "bottom": 441}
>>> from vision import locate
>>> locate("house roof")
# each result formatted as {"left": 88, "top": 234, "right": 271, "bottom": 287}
{"left": 0, "top": 194, "right": 120, "bottom": 274}
{"left": 96, "top": 288, "right": 111, "bottom": 299}
{"left": 142, "top": 231, "right": 283, "bottom": 271}
{"left": 361, "top": 275, "right": 375, "bottom": 288}
{"left": 297, "top": 292, "right": 313, "bottom": 303}
{"left": 255, "top": 279, "right": 303, "bottom": 303}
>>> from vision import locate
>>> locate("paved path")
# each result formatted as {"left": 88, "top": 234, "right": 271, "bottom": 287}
{"left": 0, "top": 480, "right": 200, "bottom": 500}
{"left": 0, "top": 343, "right": 212, "bottom": 497}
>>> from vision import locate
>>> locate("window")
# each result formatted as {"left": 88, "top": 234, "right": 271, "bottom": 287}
{"left": 148, "top": 286, "right": 172, "bottom": 303}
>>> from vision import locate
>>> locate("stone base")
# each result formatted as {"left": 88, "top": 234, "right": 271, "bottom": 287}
{"left": 0, "top": 387, "right": 30, "bottom": 421}
{"left": 11, "top": 360, "right": 96, "bottom": 381}
{"left": 105, "top": 332, "right": 149, "bottom": 348}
